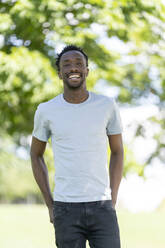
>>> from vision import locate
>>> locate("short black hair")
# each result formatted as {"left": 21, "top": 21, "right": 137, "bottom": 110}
{"left": 55, "top": 45, "right": 88, "bottom": 71}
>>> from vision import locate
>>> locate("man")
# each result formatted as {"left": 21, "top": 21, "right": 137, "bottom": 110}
{"left": 30, "top": 45, "right": 124, "bottom": 248}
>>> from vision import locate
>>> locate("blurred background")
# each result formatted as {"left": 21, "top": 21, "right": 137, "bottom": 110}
{"left": 0, "top": 0, "right": 165, "bottom": 247}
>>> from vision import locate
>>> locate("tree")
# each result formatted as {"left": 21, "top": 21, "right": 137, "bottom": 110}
{"left": 0, "top": 0, "right": 164, "bottom": 164}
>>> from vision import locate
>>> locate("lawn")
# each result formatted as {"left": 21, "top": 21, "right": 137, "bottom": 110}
{"left": 0, "top": 204, "right": 164, "bottom": 248}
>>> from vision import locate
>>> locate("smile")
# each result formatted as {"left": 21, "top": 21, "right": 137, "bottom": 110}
{"left": 68, "top": 74, "right": 81, "bottom": 79}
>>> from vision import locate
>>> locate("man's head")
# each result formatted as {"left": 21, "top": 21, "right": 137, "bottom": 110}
{"left": 56, "top": 45, "right": 89, "bottom": 90}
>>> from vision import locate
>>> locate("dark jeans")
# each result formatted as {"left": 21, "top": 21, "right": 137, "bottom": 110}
{"left": 53, "top": 200, "right": 121, "bottom": 248}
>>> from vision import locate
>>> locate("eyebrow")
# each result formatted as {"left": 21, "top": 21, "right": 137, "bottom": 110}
{"left": 63, "top": 58, "right": 82, "bottom": 62}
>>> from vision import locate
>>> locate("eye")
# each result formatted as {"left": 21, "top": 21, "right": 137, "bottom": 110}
{"left": 64, "top": 64, "right": 70, "bottom": 67}
{"left": 77, "top": 62, "right": 82, "bottom": 65}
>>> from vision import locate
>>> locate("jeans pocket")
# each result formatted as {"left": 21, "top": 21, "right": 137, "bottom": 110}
{"left": 99, "top": 200, "right": 115, "bottom": 212}
{"left": 53, "top": 205, "right": 68, "bottom": 219}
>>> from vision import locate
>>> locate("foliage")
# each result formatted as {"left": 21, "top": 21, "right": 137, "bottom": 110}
{"left": 0, "top": 0, "right": 164, "bottom": 163}
{"left": 0, "top": 135, "right": 54, "bottom": 203}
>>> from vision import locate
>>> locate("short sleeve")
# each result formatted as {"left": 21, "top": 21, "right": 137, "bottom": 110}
{"left": 32, "top": 104, "right": 51, "bottom": 142}
{"left": 106, "top": 99, "right": 123, "bottom": 135}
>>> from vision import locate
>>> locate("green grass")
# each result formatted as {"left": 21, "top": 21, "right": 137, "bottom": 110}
{"left": 118, "top": 210, "right": 165, "bottom": 248}
{"left": 0, "top": 205, "right": 164, "bottom": 248}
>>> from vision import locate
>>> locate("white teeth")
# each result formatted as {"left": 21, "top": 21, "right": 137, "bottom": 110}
{"left": 69, "top": 74, "right": 80, "bottom": 79}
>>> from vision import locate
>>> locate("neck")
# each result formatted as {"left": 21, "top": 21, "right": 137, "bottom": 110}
{"left": 63, "top": 88, "right": 89, "bottom": 104}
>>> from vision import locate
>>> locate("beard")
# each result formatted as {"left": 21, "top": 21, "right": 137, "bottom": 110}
{"left": 63, "top": 76, "right": 85, "bottom": 90}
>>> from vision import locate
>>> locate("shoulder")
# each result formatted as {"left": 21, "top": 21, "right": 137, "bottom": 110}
{"left": 37, "top": 94, "right": 61, "bottom": 113}
{"left": 91, "top": 91, "right": 115, "bottom": 106}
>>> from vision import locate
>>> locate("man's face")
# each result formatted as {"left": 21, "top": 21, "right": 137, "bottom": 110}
{"left": 58, "top": 50, "right": 89, "bottom": 89}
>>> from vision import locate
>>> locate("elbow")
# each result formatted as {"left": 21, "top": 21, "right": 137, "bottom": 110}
{"left": 30, "top": 150, "right": 44, "bottom": 162}
{"left": 111, "top": 146, "right": 124, "bottom": 157}
{"left": 30, "top": 149, "right": 39, "bottom": 161}
{"left": 118, "top": 147, "right": 124, "bottom": 160}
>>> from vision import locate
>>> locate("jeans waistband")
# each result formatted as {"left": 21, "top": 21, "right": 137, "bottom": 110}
{"left": 54, "top": 200, "right": 112, "bottom": 207}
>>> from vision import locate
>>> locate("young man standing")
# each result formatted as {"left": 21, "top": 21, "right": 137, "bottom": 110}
{"left": 30, "top": 45, "right": 124, "bottom": 248}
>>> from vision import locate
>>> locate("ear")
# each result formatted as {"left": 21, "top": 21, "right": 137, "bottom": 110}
{"left": 58, "top": 71, "right": 63, "bottom": 79}
{"left": 86, "top": 67, "right": 89, "bottom": 77}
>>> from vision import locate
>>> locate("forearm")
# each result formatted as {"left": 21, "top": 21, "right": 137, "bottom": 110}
{"left": 109, "top": 150, "right": 124, "bottom": 205}
{"left": 30, "top": 154, "right": 53, "bottom": 207}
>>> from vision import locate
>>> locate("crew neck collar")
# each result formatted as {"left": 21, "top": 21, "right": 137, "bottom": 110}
{"left": 61, "top": 91, "right": 91, "bottom": 106}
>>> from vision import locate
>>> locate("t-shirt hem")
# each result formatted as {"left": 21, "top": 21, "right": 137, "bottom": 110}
{"left": 53, "top": 195, "right": 112, "bottom": 202}
{"left": 107, "top": 131, "right": 123, "bottom": 135}
{"left": 32, "top": 133, "right": 48, "bottom": 142}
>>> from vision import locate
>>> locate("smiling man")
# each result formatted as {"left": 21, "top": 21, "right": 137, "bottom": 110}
{"left": 30, "top": 45, "right": 124, "bottom": 248}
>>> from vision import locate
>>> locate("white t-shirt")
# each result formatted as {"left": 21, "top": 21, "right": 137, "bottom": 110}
{"left": 32, "top": 91, "right": 123, "bottom": 202}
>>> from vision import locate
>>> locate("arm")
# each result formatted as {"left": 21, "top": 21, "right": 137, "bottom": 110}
{"left": 108, "top": 134, "right": 124, "bottom": 209}
{"left": 30, "top": 136, "right": 54, "bottom": 223}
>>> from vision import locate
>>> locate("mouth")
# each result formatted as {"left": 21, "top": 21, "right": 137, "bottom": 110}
{"left": 68, "top": 73, "right": 81, "bottom": 79}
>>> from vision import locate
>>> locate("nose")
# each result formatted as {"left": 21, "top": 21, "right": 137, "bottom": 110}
{"left": 69, "top": 63, "right": 79, "bottom": 72}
